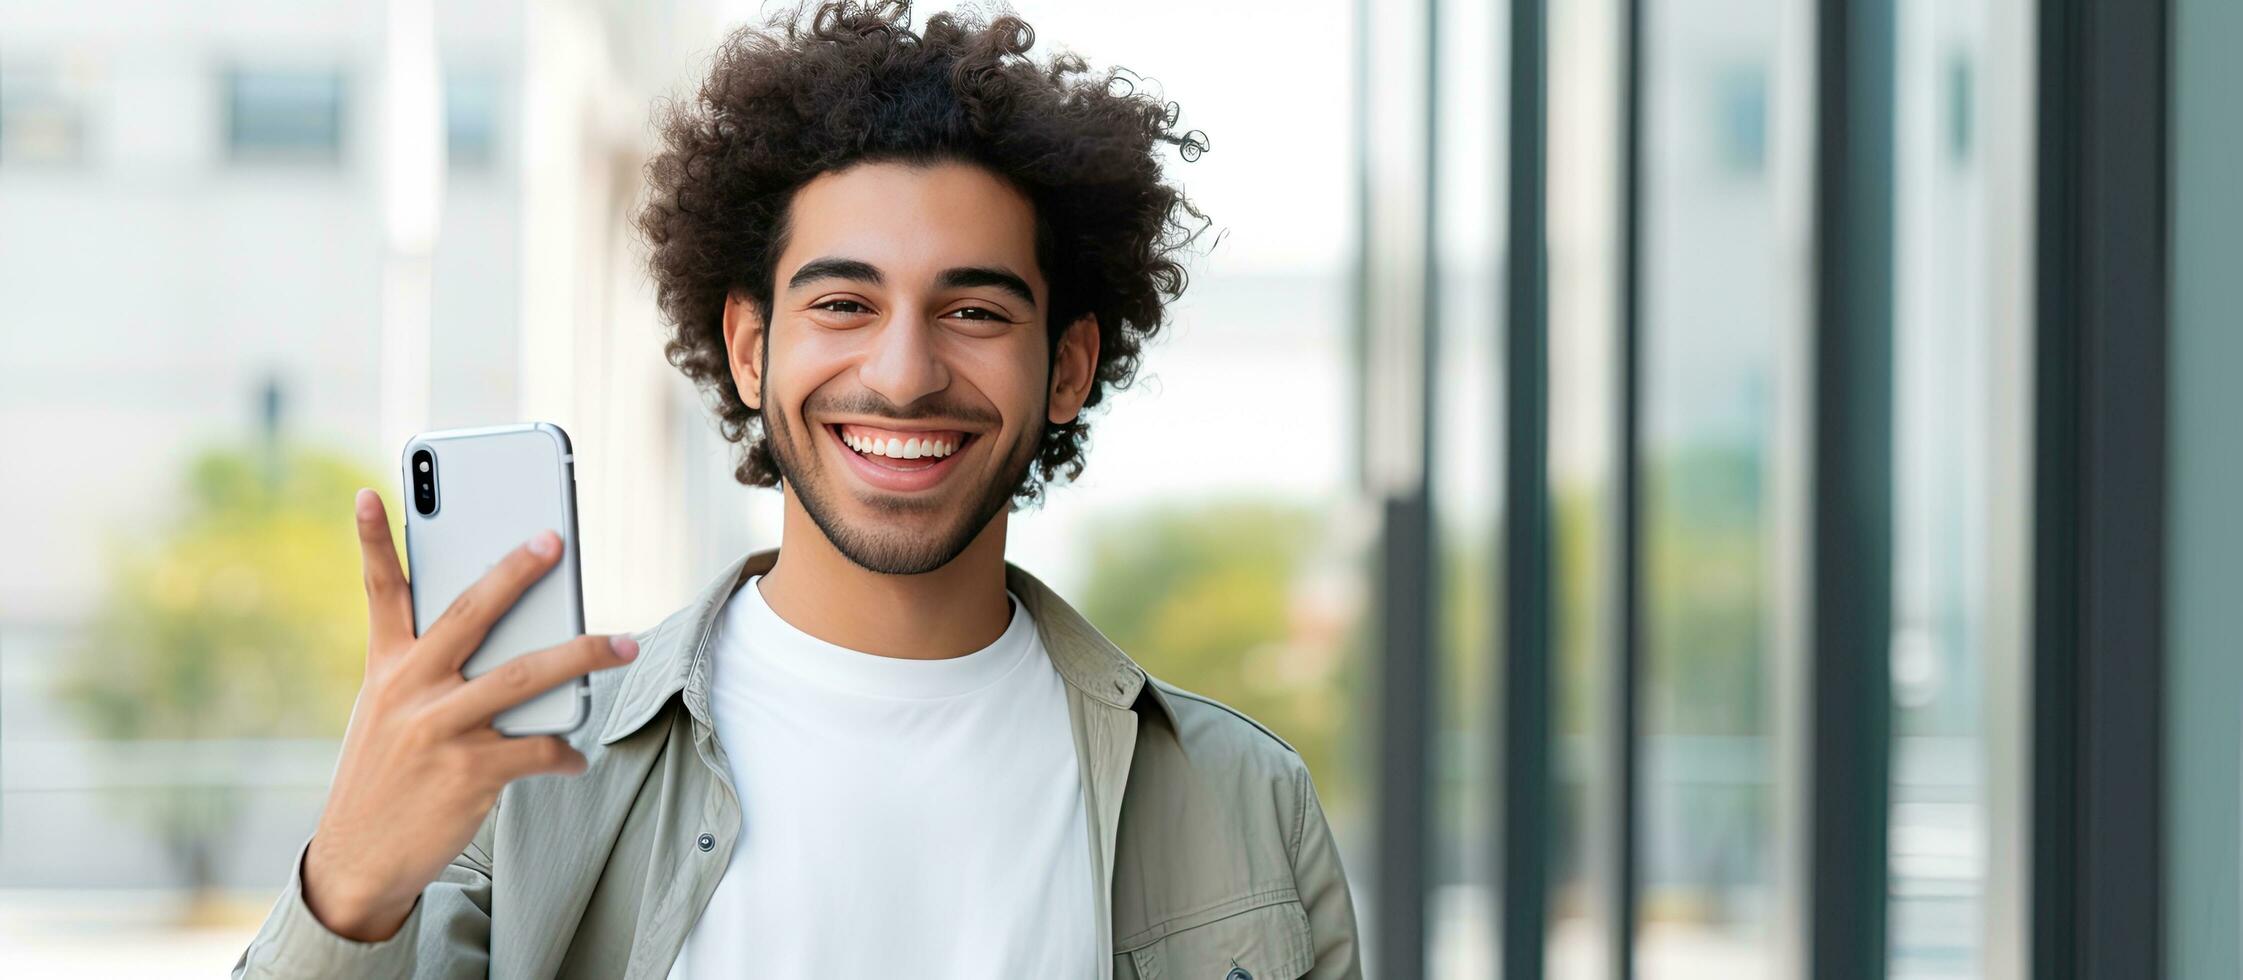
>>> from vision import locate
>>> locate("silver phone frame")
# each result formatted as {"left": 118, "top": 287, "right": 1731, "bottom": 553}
{"left": 400, "top": 422, "right": 590, "bottom": 736}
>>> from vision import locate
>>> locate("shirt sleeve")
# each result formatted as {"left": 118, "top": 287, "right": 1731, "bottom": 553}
{"left": 231, "top": 807, "right": 498, "bottom": 979}
{"left": 1292, "top": 766, "right": 1365, "bottom": 980}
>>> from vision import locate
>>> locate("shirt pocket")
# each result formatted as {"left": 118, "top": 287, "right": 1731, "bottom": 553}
{"left": 1114, "top": 888, "right": 1315, "bottom": 980}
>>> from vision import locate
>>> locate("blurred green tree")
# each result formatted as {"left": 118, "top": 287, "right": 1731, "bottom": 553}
{"left": 54, "top": 443, "right": 386, "bottom": 916}
{"left": 1642, "top": 441, "right": 1773, "bottom": 921}
{"left": 1076, "top": 500, "right": 1360, "bottom": 806}
{"left": 1646, "top": 443, "right": 1768, "bottom": 736}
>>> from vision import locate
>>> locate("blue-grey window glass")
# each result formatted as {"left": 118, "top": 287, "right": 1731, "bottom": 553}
{"left": 1715, "top": 63, "right": 1769, "bottom": 177}
{"left": 446, "top": 73, "right": 499, "bottom": 170}
{"left": 1638, "top": 5, "right": 1804, "bottom": 974}
{"left": 0, "top": 66, "right": 87, "bottom": 166}
{"left": 225, "top": 68, "right": 345, "bottom": 163}
{"left": 1947, "top": 55, "right": 1975, "bottom": 164}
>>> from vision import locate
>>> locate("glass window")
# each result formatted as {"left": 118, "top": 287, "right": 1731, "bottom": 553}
{"left": 0, "top": 65, "right": 89, "bottom": 167}
{"left": 1636, "top": 0, "right": 1813, "bottom": 976}
{"left": 1428, "top": 0, "right": 1505, "bottom": 970}
{"left": 445, "top": 72, "right": 500, "bottom": 170}
{"left": 1546, "top": 0, "right": 1627, "bottom": 976}
{"left": 1886, "top": 0, "right": 2033, "bottom": 976}
{"left": 224, "top": 68, "right": 345, "bottom": 164}
{"left": 1713, "top": 64, "right": 1768, "bottom": 177}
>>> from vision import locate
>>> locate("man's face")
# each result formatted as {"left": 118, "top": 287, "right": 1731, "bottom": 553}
{"left": 724, "top": 160, "right": 1097, "bottom": 576}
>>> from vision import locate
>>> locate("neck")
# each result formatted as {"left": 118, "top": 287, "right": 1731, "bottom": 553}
{"left": 754, "top": 489, "right": 1014, "bottom": 660}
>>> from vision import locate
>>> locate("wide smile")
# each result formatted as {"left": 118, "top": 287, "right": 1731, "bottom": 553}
{"left": 823, "top": 422, "right": 980, "bottom": 494}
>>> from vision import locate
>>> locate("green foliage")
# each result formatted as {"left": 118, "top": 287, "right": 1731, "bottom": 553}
{"left": 53, "top": 441, "right": 385, "bottom": 900}
{"left": 56, "top": 443, "right": 385, "bottom": 743}
{"left": 1075, "top": 500, "right": 1358, "bottom": 805}
{"left": 1644, "top": 443, "right": 1770, "bottom": 735}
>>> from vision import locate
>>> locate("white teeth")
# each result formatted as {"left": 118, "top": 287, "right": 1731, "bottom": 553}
{"left": 840, "top": 429, "right": 963, "bottom": 459}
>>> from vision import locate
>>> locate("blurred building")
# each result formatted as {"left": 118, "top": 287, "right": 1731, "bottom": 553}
{"left": 0, "top": 0, "right": 1367, "bottom": 932}
{"left": 0, "top": 0, "right": 750, "bottom": 893}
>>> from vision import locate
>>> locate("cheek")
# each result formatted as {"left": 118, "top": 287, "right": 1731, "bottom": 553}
{"left": 953, "top": 341, "right": 1049, "bottom": 428}
{"left": 766, "top": 331, "right": 854, "bottom": 409}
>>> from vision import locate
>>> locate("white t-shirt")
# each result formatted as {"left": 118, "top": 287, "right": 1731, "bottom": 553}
{"left": 664, "top": 574, "right": 1100, "bottom": 978}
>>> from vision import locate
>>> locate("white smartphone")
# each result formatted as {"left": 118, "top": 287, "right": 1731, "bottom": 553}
{"left": 401, "top": 422, "right": 589, "bottom": 736}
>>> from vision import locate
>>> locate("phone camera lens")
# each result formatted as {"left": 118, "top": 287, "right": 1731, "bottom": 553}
{"left": 411, "top": 449, "right": 438, "bottom": 516}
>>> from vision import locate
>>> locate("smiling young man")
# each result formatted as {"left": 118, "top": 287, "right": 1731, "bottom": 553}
{"left": 232, "top": 3, "right": 1359, "bottom": 979}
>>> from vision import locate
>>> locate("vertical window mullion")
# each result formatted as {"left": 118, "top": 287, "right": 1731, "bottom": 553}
{"left": 1806, "top": 0, "right": 1898, "bottom": 978}
{"left": 1498, "top": 0, "right": 1553, "bottom": 977}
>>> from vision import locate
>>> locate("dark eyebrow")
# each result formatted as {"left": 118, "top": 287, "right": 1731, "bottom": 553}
{"left": 936, "top": 266, "right": 1037, "bottom": 309}
{"left": 787, "top": 258, "right": 1036, "bottom": 310}
{"left": 786, "top": 257, "right": 884, "bottom": 291}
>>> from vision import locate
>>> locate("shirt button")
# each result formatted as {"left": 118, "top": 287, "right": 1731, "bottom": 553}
{"left": 696, "top": 832, "right": 715, "bottom": 852}
{"left": 1226, "top": 968, "right": 1252, "bottom": 980}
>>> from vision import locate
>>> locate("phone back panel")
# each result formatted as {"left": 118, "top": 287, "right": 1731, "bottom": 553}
{"left": 401, "top": 423, "right": 587, "bottom": 735}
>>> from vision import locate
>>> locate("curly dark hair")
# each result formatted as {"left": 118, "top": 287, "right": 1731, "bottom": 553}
{"left": 635, "top": 0, "right": 1211, "bottom": 504}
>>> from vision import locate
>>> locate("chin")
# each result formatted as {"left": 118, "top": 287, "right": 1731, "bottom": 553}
{"left": 824, "top": 519, "right": 984, "bottom": 576}
{"left": 768, "top": 413, "right": 1035, "bottom": 576}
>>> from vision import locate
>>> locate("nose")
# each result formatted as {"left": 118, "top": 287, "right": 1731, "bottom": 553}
{"left": 856, "top": 313, "right": 950, "bottom": 408}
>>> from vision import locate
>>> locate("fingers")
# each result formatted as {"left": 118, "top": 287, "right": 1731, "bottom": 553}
{"left": 424, "top": 634, "right": 639, "bottom": 734}
{"left": 465, "top": 732, "right": 588, "bottom": 783}
{"left": 414, "top": 529, "right": 566, "bottom": 676}
{"left": 356, "top": 489, "right": 414, "bottom": 653}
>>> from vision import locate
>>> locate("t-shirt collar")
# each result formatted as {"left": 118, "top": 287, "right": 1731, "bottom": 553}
{"left": 598, "top": 547, "right": 1177, "bottom": 746}
{"left": 722, "top": 572, "right": 1036, "bottom": 700}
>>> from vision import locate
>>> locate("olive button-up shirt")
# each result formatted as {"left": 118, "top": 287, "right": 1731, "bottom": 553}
{"left": 232, "top": 547, "right": 1362, "bottom": 979}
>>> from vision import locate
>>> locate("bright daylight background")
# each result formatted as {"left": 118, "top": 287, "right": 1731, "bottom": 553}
{"left": 0, "top": 0, "right": 2032, "bottom": 977}
{"left": 0, "top": 0, "right": 1365, "bottom": 973}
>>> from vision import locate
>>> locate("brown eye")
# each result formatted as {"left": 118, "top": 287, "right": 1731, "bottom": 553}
{"left": 816, "top": 299, "right": 869, "bottom": 314}
{"left": 947, "top": 306, "right": 1001, "bottom": 321}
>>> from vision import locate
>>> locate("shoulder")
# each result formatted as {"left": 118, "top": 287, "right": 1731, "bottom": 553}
{"left": 1145, "top": 675, "right": 1309, "bottom": 781}
{"left": 1122, "top": 674, "right": 1326, "bottom": 881}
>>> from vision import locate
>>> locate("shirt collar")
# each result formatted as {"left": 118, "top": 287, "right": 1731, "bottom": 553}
{"left": 597, "top": 546, "right": 1179, "bottom": 745}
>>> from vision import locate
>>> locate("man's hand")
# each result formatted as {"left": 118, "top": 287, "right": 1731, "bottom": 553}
{"left": 300, "top": 488, "right": 638, "bottom": 942}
